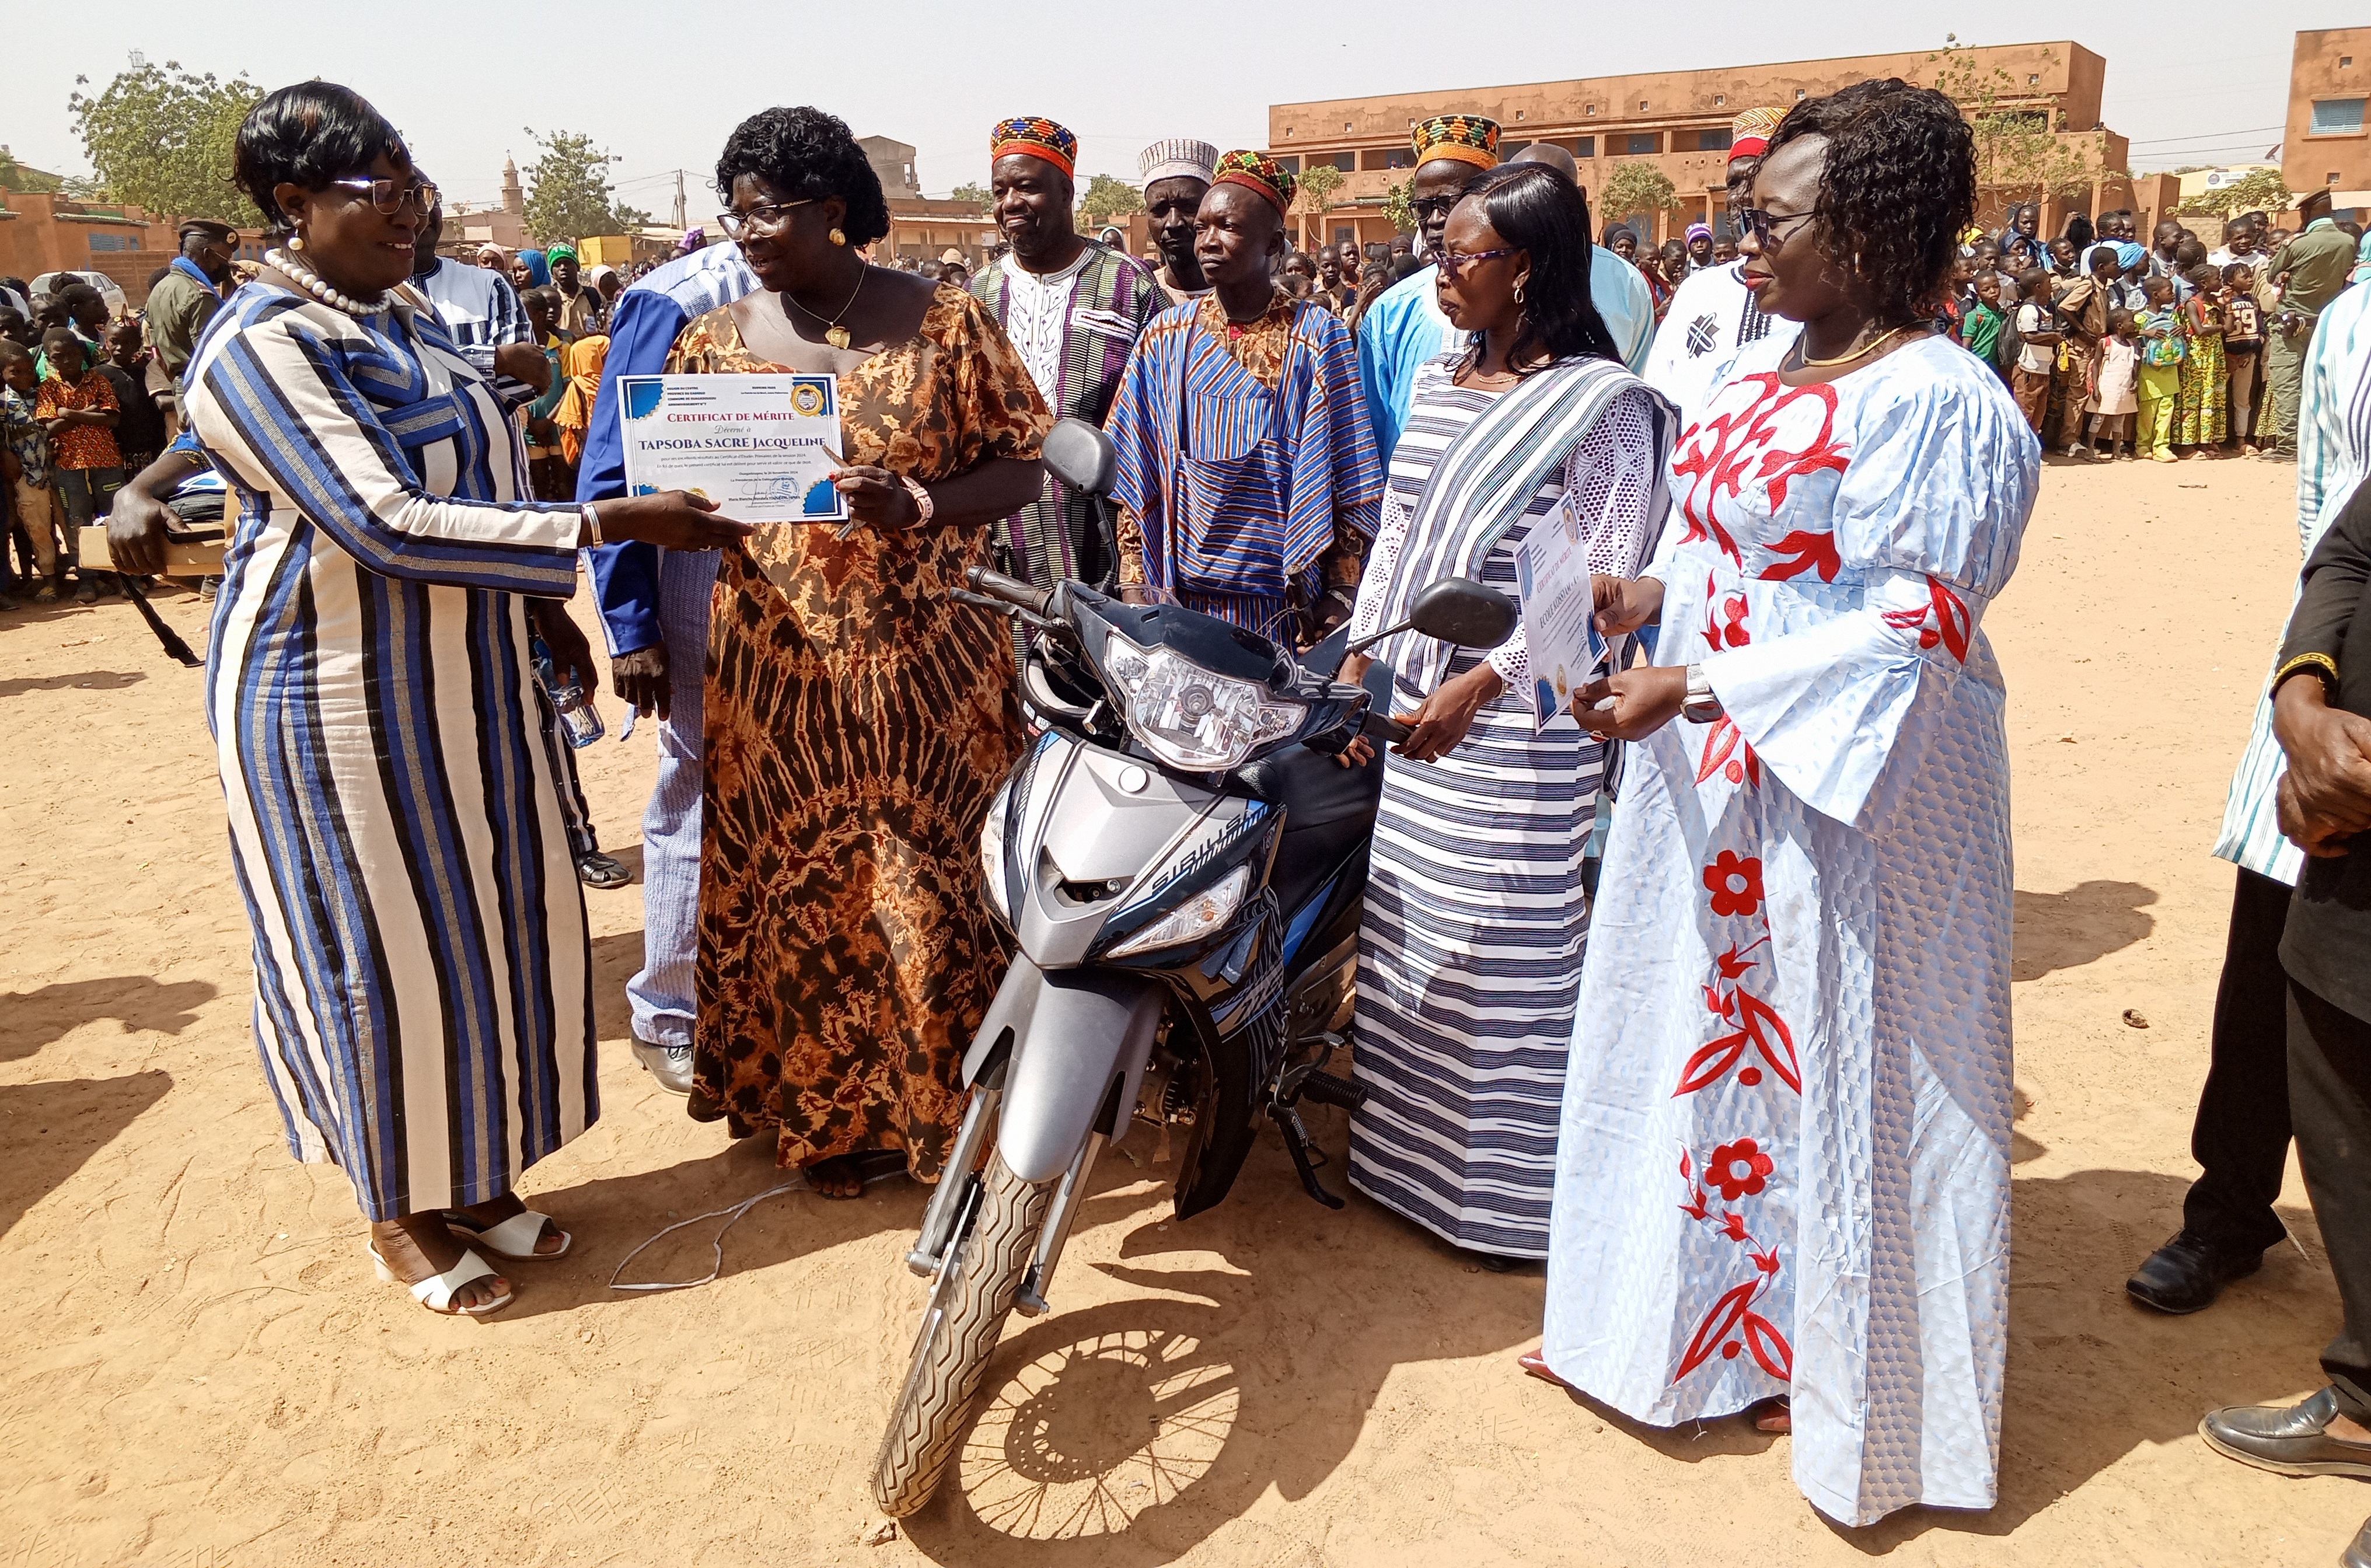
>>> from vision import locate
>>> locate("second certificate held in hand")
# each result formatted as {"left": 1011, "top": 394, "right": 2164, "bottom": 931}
{"left": 616, "top": 372, "right": 847, "bottom": 523}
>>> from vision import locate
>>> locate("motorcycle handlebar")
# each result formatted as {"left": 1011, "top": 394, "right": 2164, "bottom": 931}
{"left": 965, "top": 565, "right": 1055, "bottom": 619}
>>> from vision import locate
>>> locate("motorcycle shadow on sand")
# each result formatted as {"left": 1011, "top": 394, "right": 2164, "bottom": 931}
{"left": 897, "top": 1096, "right": 1551, "bottom": 1564}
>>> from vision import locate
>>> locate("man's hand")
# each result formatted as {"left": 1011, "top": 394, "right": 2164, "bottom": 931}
{"left": 1394, "top": 663, "right": 1504, "bottom": 763}
{"left": 2274, "top": 673, "right": 2371, "bottom": 853}
{"left": 1593, "top": 574, "right": 1665, "bottom": 639}
{"left": 1300, "top": 586, "right": 1356, "bottom": 649}
{"left": 528, "top": 599, "right": 598, "bottom": 694}
{"left": 1571, "top": 663, "right": 1688, "bottom": 741}
{"left": 494, "top": 342, "right": 553, "bottom": 393}
{"left": 612, "top": 644, "right": 670, "bottom": 721}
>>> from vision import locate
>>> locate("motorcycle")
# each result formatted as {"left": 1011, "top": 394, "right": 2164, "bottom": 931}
{"left": 871, "top": 417, "right": 1517, "bottom": 1515}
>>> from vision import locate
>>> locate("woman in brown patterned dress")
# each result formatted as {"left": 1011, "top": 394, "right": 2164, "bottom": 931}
{"left": 674, "top": 108, "right": 1050, "bottom": 1197}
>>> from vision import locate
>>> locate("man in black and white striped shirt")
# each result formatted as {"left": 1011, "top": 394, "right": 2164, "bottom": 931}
{"left": 407, "top": 193, "right": 546, "bottom": 408}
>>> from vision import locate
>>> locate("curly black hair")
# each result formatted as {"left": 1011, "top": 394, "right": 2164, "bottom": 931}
{"left": 233, "top": 82, "right": 410, "bottom": 231}
{"left": 714, "top": 107, "right": 889, "bottom": 248}
{"left": 1764, "top": 79, "right": 1974, "bottom": 328}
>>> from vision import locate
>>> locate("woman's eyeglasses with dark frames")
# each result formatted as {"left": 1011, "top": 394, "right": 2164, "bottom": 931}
{"left": 717, "top": 200, "right": 817, "bottom": 239}
{"left": 330, "top": 177, "right": 439, "bottom": 215}
{"left": 1434, "top": 246, "right": 1518, "bottom": 282}
{"left": 1731, "top": 207, "right": 1818, "bottom": 245}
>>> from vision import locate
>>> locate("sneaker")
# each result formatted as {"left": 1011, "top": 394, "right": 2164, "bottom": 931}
{"left": 32, "top": 582, "right": 58, "bottom": 605}
{"left": 2066, "top": 443, "right": 2093, "bottom": 458}
{"left": 631, "top": 1036, "right": 694, "bottom": 1095}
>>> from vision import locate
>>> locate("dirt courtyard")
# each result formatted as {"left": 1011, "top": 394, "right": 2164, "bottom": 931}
{"left": 3, "top": 455, "right": 2361, "bottom": 1566}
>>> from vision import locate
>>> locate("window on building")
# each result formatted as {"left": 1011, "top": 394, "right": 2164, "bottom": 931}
{"left": 1500, "top": 141, "right": 1531, "bottom": 161}
{"left": 2312, "top": 97, "right": 2367, "bottom": 134}
{"left": 2342, "top": 55, "right": 2353, "bottom": 67}
{"left": 1713, "top": 95, "right": 1726, "bottom": 107}
{"left": 1559, "top": 136, "right": 1595, "bottom": 159}
{"left": 87, "top": 232, "right": 137, "bottom": 251}
{"left": 1329, "top": 151, "right": 1356, "bottom": 173}
{"left": 1273, "top": 155, "right": 1300, "bottom": 174}
{"left": 1638, "top": 99, "right": 1650, "bottom": 111}
{"left": 2028, "top": 74, "right": 2040, "bottom": 85}
{"left": 1795, "top": 88, "right": 1807, "bottom": 99}
{"left": 1585, "top": 104, "right": 1597, "bottom": 116}
{"left": 1343, "top": 120, "right": 1353, "bottom": 131}
{"left": 1515, "top": 110, "right": 1525, "bottom": 121}
{"left": 1626, "top": 133, "right": 1661, "bottom": 155}
{"left": 1697, "top": 128, "right": 1733, "bottom": 152}
{"left": 2335, "top": 172, "right": 2346, "bottom": 184}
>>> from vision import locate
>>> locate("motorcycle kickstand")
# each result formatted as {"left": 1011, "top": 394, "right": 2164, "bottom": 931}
{"left": 1268, "top": 1102, "right": 1345, "bottom": 1210}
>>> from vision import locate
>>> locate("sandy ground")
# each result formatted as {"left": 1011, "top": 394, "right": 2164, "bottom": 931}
{"left": 3, "top": 453, "right": 2362, "bottom": 1567}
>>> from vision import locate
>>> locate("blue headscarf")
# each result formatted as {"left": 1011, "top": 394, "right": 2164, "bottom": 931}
{"left": 515, "top": 249, "right": 551, "bottom": 287}
{"left": 2113, "top": 241, "right": 2147, "bottom": 274}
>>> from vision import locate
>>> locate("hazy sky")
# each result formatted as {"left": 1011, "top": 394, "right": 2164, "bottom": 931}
{"left": 2, "top": 2, "right": 2350, "bottom": 218}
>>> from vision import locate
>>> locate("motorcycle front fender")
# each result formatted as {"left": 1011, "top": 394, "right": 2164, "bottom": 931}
{"left": 963, "top": 955, "right": 1164, "bottom": 1185}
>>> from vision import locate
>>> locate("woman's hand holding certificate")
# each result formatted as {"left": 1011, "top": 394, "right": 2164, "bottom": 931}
{"left": 586, "top": 490, "right": 755, "bottom": 553}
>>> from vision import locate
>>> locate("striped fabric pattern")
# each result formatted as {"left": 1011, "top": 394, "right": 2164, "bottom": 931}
{"left": 2212, "top": 283, "right": 2371, "bottom": 882}
{"left": 187, "top": 285, "right": 596, "bottom": 1221}
{"left": 1347, "top": 366, "right": 1666, "bottom": 1258}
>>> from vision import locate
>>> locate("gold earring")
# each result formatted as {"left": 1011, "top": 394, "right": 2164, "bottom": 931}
{"left": 829, "top": 227, "right": 847, "bottom": 247}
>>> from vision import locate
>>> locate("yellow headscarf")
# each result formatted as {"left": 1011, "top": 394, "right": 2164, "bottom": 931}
{"left": 553, "top": 334, "right": 609, "bottom": 467}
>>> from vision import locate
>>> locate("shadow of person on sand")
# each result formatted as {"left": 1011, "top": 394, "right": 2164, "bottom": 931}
{"left": 2013, "top": 881, "right": 2158, "bottom": 982}
{"left": 0, "top": 1070, "right": 172, "bottom": 1237}
{"left": 897, "top": 1109, "right": 1554, "bottom": 1566}
{"left": 0, "top": 668, "right": 146, "bottom": 699}
{"left": 0, "top": 976, "right": 218, "bottom": 1060}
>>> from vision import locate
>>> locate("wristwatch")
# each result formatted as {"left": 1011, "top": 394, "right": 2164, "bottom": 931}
{"left": 1682, "top": 662, "right": 1724, "bottom": 725}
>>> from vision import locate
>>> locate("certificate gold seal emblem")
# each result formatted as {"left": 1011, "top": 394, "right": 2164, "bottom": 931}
{"left": 790, "top": 383, "right": 826, "bottom": 418}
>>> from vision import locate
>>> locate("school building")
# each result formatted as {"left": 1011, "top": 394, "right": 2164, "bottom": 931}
{"left": 2285, "top": 28, "right": 2371, "bottom": 211}
{"left": 1260, "top": 41, "right": 2145, "bottom": 252}
{"left": 0, "top": 187, "right": 267, "bottom": 305}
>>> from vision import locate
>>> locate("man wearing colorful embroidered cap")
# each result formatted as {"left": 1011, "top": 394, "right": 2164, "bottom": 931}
{"left": 1104, "top": 149, "right": 1382, "bottom": 647}
{"left": 1140, "top": 137, "right": 1218, "bottom": 305}
{"left": 1641, "top": 107, "right": 1801, "bottom": 432}
{"left": 1356, "top": 113, "right": 1652, "bottom": 458}
{"left": 972, "top": 116, "right": 1167, "bottom": 593}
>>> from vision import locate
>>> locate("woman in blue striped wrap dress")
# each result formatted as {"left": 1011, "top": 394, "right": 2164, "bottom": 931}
{"left": 1343, "top": 163, "right": 1672, "bottom": 1265}
{"left": 179, "top": 83, "right": 745, "bottom": 1316}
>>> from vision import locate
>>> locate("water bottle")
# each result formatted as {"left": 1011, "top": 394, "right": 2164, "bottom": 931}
{"left": 530, "top": 634, "right": 605, "bottom": 748}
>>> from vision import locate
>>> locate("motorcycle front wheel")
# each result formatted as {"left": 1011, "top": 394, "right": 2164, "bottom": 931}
{"left": 872, "top": 1154, "right": 1050, "bottom": 1516}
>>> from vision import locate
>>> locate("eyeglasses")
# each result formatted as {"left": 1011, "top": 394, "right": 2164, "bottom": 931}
{"left": 717, "top": 200, "right": 815, "bottom": 239}
{"left": 1731, "top": 207, "right": 1817, "bottom": 246}
{"left": 329, "top": 177, "right": 438, "bottom": 215}
{"left": 1434, "top": 245, "right": 1518, "bottom": 282}
{"left": 1410, "top": 195, "right": 1461, "bottom": 224}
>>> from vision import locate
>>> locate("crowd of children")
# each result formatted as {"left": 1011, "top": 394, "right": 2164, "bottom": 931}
{"left": 1942, "top": 207, "right": 2308, "bottom": 463}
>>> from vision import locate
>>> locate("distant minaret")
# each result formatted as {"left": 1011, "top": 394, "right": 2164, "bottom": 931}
{"left": 501, "top": 154, "right": 523, "bottom": 216}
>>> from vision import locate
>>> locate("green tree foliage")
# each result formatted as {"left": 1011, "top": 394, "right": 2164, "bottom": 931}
{"left": 67, "top": 60, "right": 260, "bottom": 223}
{"left": 2180, "top": 168, "right": 2295, "bottom": 219}
{"left": 949, "top": 181, "right": 993, "bottom": 212}
{"left": 1926, "top": 37, "right": 2104, "bottom": 203}
{"left": 1078, "top": 173, "right": 1144, "bottom": 226}
{"left": 614, "top": 203, "right": 654, "bottom": 229}
{"left": 0, "top": 147, "right": 65, "bottom": 195}
{"left": 1295, "top": 162, "right": 1345, "bottom": 223}
{"left": 521, "top": 128, "right": 623, "bottom": 248}
{"left": 1601, "top": 162, "right": 1681, "bottom": 222}
{"left": 1382, "top": 178, "right": 1417, "bottom": 236}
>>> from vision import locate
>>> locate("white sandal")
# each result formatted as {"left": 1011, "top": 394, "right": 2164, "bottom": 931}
{"left": 439, "top": 1208, "right": 570, "bottom": 1262}
{"left": 368, "top": 1241, "right": 514, "bottom": 1318}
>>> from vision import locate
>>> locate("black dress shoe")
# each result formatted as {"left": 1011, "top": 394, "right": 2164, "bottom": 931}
{"left": 630, "top": 1035, "right": 694, "bottom": 1096}
{"left": 2126, "top": 1230, "right": 2264, "bottom": 1314}
{"left": 2201, "top": 1388, "right": 2371, "bottom": 1478}
{"left": 2345, "top": 1516, "right": 2371, "bottom": 1568}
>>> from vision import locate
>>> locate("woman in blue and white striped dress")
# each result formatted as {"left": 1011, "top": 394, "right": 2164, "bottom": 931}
{"left": 1345, "top": 163, "right": 1672, "bottom": 1264}
{"left": 174, "top": 84, "right": 744, "bottom": 1317}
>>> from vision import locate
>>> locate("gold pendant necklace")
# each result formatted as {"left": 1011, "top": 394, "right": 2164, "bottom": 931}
{"left": 789, "top": 263, "right": 867, "bottom": 350}
{"left": 1793, "top": 323, "right": 1915, "bottom": 370}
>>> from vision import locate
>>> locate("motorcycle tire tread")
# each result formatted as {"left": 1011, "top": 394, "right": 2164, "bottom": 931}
{"left": 871, "top": 1157, "right": 1051, "bottom": 1516}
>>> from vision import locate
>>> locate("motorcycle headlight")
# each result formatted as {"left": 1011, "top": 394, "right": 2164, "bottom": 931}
{"left": 979, "top": 778, "right": 1011, "bottom": 921}
{"left": 1100, "top": 632, "right": 1305, "bottom": 772}
{"left": 1106, "top": 865, "right": 1251, "bottom": 957}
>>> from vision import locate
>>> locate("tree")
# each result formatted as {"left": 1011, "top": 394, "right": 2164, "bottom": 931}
{"left": 1296, "top": 162, "right": 1345, "bottom": 240}
{"left": 521, "top": 128, "right": 623, "bottom": 247}
{"left": 0, "top": 147, "right": 64, "bottom": 195}
{"left": 1382, "top": 178, "right": 1417, "bottom": 236}
{"left": 1077, "top": 173, "right": 1144, "bottom": 227}
{"left": 614, "top": 203, "right": 654, "bottom": 229}
{"left": 2181, "top": 167, "right": 2294, "bottom": 220}
{"left": 949, "top": 181, "right": 993, "bottom": 212}
{"left": 1925, "top": 37, "right": 2104, "bottom": 208}
{"left": 1601, "top": 162, "right": 1682, "bottom": 226}
{"left": 68, "top": 60, "right": 260, "bottom": 223}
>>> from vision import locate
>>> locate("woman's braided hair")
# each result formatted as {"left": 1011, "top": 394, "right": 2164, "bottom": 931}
{"left": 1764, "top": 79, "right": 1975, "bottom": 328}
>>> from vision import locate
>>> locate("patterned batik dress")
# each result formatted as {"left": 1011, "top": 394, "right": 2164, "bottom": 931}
{"left": 2176, "top": 299, "right": 2229, "bottom": 446}
{"left": 1344, "top": 357, "right": 1665, "bottom": 1257}
{"left": 187, "top": 285, "right": 595, "bottom": 1222}
{"left": 1540, "top": 335, "right": 2039, "bottom": 1526}
{"left": 672, "top": 287, "right": 1052, "bottom": 1179}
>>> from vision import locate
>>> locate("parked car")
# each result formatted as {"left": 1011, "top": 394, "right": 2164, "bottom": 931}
{"left": 29, "top": 270, "right": 129, "bottom": 321}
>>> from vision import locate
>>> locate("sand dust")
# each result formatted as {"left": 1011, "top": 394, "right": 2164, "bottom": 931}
{"left": 4, "top": 455, "right": 2360, "bottom": 1566}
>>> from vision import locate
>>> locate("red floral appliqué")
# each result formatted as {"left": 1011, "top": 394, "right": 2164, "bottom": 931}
{"left": 1670, "top": 373, "right": 1852, "bottom": 570}
{"left": 1758, "top": 529, "right": 1842, "bottom": 584}
{"left": 1702, "top": 851, "right": 1764, "bottom": 917}
{"left": 1676, "top": 936, "right": 1801, "bottom": 1097}
{"left": 1878, "top": 574, "right": 1974, "bottom": 663}
{"left": 1707, "top": 1139, "right": 1774, "bottom": 1201}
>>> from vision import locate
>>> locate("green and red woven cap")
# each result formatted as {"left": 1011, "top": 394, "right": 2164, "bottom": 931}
{"left": 1411, "top": 114, "right": 1501, "bottom": 169}
{"left": 1213, "top": 149, "right": 1297, "bottom": 214}
{"left": 990, "top": 116, "right": 1077, "bottom": 177}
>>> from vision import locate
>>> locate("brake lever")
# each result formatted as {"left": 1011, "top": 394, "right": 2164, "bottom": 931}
{"left": 949, "top": 589, "right": 1072, "bottom": 641}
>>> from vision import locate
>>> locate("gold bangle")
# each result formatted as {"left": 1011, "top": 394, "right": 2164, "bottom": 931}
{"left": 2275, "top": 650, "right": 2341, "bottom": 694}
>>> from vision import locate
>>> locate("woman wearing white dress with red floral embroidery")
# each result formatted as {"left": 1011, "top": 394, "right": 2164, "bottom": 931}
{"left": 1532, "top": 81, "right": 2040, "bottom": 1527}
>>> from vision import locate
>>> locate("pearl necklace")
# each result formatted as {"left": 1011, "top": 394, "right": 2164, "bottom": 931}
{"left": 266, "top": 248, "right": 392, "bottom": 317}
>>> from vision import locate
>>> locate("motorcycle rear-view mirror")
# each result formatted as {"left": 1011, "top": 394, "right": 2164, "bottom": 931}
{"left": 1405, "top": 578, "right": 1518, "bottom": 650}
{"left": 1042, "top": 417, "right": 1117, "bottom": 498}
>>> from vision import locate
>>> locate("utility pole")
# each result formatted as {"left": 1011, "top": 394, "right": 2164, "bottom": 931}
{"left": 670, "top": 170, "right": 687, "bottom": 232}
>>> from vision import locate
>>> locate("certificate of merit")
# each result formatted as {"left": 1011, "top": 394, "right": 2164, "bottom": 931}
{"left": 1513, "top": 505, "right": 1609, "bottom": 732}
{"left": 616, "top": 373, "right": 848, "bottom": 523}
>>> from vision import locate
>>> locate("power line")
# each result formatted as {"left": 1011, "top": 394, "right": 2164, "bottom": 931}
{"left": 2127, "top": 124, "right": 2286, "bottom": 148}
